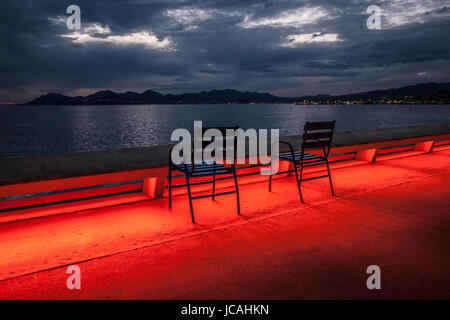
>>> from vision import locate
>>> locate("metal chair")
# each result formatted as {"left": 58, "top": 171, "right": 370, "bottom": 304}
{"left": 269, "top": 121, "right": 336, "bottom": 202}
{"left": 168, "top": 126, "right": 241, "bottom": 223}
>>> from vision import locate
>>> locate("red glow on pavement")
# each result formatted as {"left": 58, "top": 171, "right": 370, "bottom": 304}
{"left": 0, "top": 149, "right": 449, "bottom": 299}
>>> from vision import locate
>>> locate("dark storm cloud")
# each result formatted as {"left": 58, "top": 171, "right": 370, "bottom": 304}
{"left": 0, "top": 0, "right": 449, "bottom": 103}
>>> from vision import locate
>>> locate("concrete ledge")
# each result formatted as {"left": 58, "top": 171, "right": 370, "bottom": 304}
{"left": 0, "top": 123, "right": 449, "bottom": 189}
{"left": 281, "top": 122, "right": 450, "bottom": 155}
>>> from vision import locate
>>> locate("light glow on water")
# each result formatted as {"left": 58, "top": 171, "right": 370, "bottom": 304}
{"left": 0, "top": 104, "right": 449, "bottom": 158}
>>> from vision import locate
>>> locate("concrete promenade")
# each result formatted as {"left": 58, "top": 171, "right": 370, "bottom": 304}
{"left": 0, "top": 148, "right": 449, "bottom": 299}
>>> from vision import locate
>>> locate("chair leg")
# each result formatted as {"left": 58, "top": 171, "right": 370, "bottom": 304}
{"left": 325, "top": 157, "right": 335, "bottom": 196}
{"left": 293, "top": 162, "right": 304, "bottom": 203}
{"left": 212, "top": 167, "right": 216, "bottom": 201}
{"left": 232, "top": 168, "right": 241, "bottom": 215}
{"left": 185, "top": 175, "right": 195, "bottom": 223}
{"left": 269, "top": 163, "right": 273, "bottom": 192}
{"left": 298, "top": 160, "right": 304, "bottom": 188}
{"left": 168, "top": 166, "right": 172, "bottom": 208}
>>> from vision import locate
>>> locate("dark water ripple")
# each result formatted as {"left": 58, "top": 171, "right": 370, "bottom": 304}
{"left": 0, "top": 104, "right": 449, "bottom": 158}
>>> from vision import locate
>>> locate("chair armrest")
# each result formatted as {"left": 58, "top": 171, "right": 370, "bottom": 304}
{"left": 272, "top": 140, "right": 297, "bottom": 163}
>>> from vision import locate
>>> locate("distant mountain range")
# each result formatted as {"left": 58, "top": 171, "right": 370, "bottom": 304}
{"left": 24, "top": 82, "right": 450, "bottom": 105}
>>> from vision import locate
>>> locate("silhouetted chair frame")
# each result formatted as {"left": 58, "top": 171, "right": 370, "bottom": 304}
{"left": 269, "top": 121, "right": 336, "bottom": 202}
{"left": 168, "top": 126, "right": 241, "bottom": 223}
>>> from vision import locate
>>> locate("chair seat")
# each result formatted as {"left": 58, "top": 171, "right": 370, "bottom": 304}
{"left": 172, "top": 162, "right": 233, "bottom": 177}
{"left": 278, "top": 151, "right": 324, "bottom": 163}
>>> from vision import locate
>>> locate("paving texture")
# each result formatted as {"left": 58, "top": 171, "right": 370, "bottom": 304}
{"left": 0, "top": 149, "right": 449, "bottom": 299}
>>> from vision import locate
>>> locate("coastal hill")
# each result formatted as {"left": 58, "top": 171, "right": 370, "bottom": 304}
{"left": 24, "top": 89, "right": 286, "bottom": 105}
{"left": 24, "top": 82, "right": 450, "bottom": 105}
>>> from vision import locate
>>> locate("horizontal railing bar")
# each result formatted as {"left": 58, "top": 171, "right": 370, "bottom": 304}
{"left": 379, "top": 144, "right": 415, "bottom": 150}
{"left": 0, "top": 180, "right": 143, "bottom": 202}
{"left": 436, "top": 142, "right": 450, "bottom": 147}
{"left": 328, "top": 156, "right": 357, "bottom": 164}
{"left": 378, "top": 148, "right": 415, "bottom": 157}
{"left": 0, "top": 189, "right": 142, "bottom": 214}
{"left": 329, "top": 151, "right": 357, "bottom": 157}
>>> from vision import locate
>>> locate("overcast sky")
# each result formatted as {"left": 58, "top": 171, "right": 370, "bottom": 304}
{"left": 1, "top": 0, "right": 449, "bottom": 103}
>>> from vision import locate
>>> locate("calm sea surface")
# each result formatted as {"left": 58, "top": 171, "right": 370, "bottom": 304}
{"left": 0, "top": 104, "right": 449, "bottom": 158}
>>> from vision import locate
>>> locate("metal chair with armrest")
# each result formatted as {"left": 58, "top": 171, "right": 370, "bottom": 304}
{"left": 269, "top": 121, "right": 336, "bottom": 202}
{"left": 168, "top": 126, "right": 241, "bottom": 223}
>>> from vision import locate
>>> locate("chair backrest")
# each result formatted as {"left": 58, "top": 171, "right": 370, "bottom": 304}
{"left": 189, "top": 126, "right": 239, "bottom": 174}
{"left": 301, "top": 121, "right": 335, "bottom": 157}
